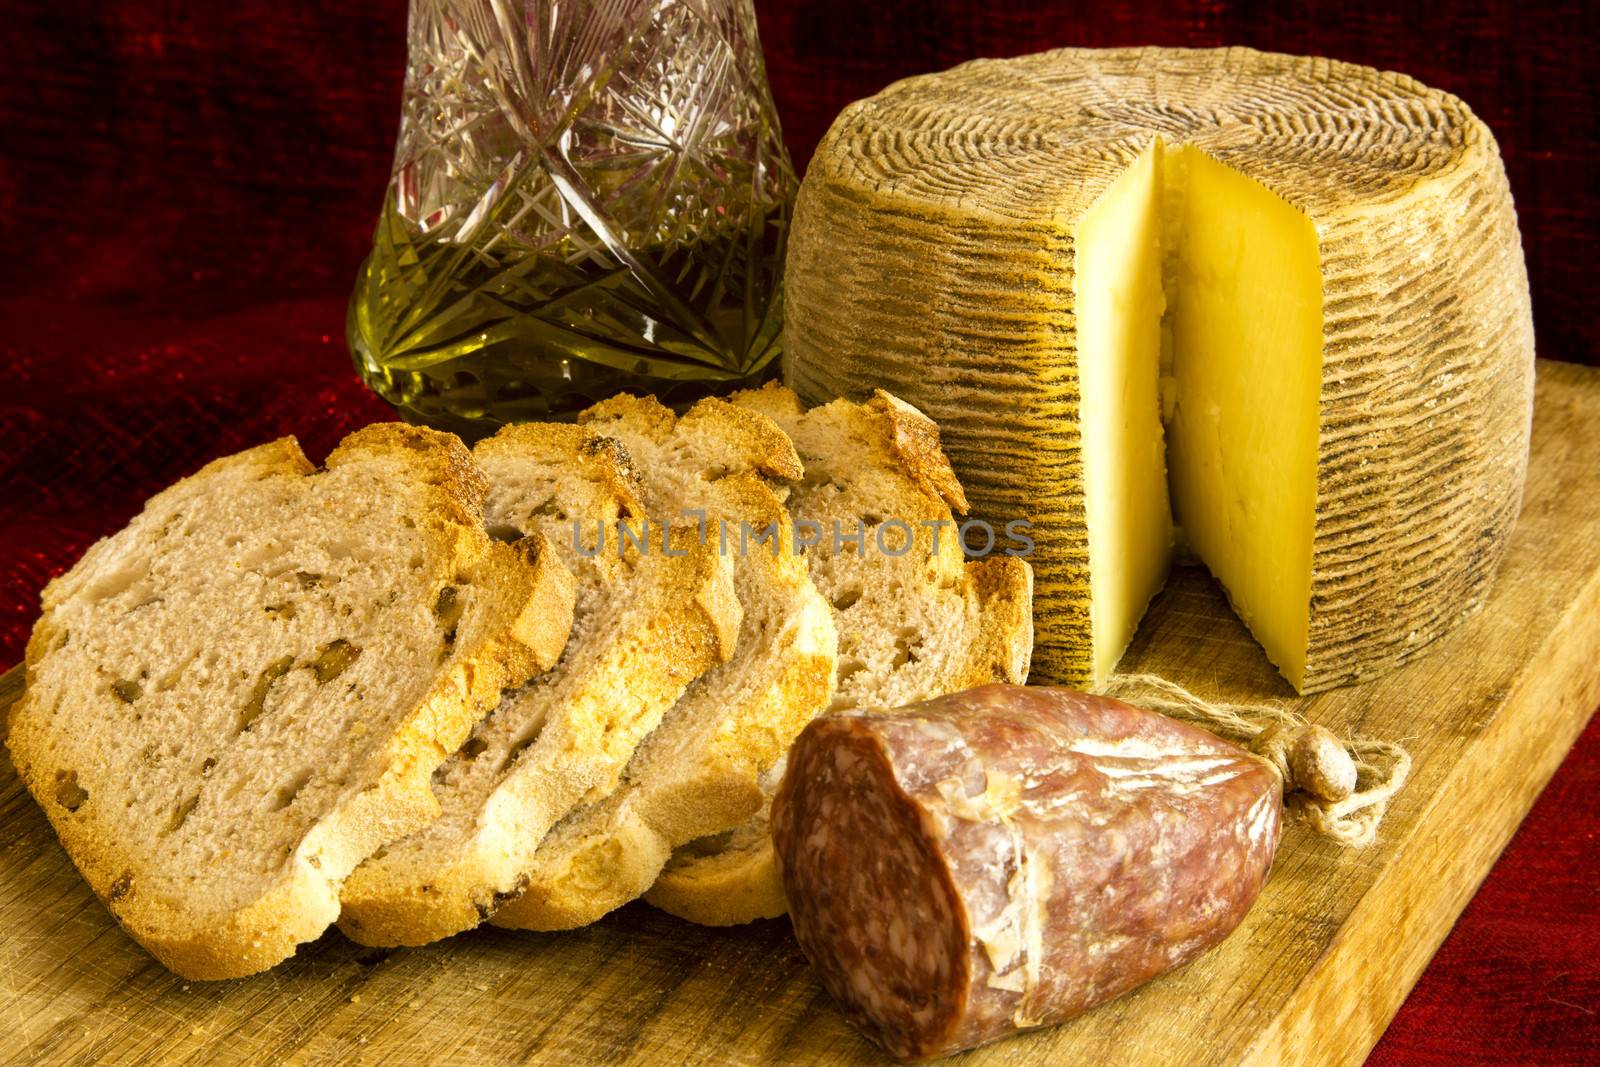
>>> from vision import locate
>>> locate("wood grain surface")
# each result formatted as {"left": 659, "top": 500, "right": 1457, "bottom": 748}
{"left": 2, "top": 359, "right": 1597, "bottom": 1067}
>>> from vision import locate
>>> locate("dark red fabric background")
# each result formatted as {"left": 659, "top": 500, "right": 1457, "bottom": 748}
{"left": 1, "top": 1, "right": 1594, "bottom": 1062}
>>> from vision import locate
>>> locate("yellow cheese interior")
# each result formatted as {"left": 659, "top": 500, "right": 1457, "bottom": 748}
{"left": 1073, "top": 145, "right": 1173, "bottom": 680}
{"left": 1074, "top": 141, "right": 1324, "bottom": 687}
{"left": 1165, "top": 146, "right": 1323, "bottom": 688}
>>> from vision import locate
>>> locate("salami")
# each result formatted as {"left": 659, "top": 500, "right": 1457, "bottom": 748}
{"left": 770, "top": 683, "right": 1282, "bottom": 1061}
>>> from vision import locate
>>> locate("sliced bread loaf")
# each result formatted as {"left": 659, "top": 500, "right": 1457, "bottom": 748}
{"left": 7, "top": 424, "right": 575, "bottom": 978}
{"left": 336, "top": 422, "right": 741, "bottom": 947}
{"left": 644, "top": 386, "right": 1033, "bottom": 925}
{"left": 490, "top": 395, "right": 836, "bottom": 931}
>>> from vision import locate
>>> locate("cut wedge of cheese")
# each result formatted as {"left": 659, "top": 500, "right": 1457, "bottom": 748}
{"left": 785, "top": 46, "right": 1536, "bottom": 693}
{"left": 1165, "top": 144, "right": 1326, "bottom": 686}
{"left": 1075, "top": 144, "right": 1173, "bottom": 683}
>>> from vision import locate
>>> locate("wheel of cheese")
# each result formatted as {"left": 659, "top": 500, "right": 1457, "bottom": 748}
{"left": 784, "top": 46, "right": 1535, "bottom": 694}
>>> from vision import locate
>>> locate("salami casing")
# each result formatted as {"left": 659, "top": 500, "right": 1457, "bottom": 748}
{"left": 770, "top": 684, "right": 1282, "bottom": 1061}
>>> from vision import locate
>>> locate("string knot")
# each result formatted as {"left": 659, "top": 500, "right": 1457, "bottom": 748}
{"left": 1248, "top": 722, "right": 1358, "bottom": 802}
{"left": 1101, "top": 673, "right": 1411, "bottom": 849}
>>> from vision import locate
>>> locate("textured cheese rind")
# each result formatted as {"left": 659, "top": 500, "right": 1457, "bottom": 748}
{"left": 784, "top": 46, "right": 1536, "bottom": 693}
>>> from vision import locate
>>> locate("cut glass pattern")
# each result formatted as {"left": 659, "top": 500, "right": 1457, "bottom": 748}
{"left": 349, "top": 0, "right": 796, "bottom": 432}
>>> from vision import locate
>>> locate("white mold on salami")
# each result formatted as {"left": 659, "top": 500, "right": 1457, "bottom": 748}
{"left": 771, "top": 684, "right": 1282, "bottom": 1061}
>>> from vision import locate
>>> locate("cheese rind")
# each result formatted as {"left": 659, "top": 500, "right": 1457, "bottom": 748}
{"left": 785, "top": 46, "right": 1535, "bottom": 693}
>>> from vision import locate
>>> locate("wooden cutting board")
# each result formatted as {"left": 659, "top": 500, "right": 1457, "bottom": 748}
{"left": 2, "top": 359, "right": 1597, "bottom": 1067}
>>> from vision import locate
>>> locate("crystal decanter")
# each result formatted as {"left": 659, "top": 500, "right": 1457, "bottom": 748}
{"left": 349, "top": 0, "right": 796, "bottom": 433}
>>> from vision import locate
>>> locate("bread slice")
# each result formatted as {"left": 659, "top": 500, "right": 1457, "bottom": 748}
{"left": 489, "top": 395, "right": 837, "bottom": 931}
{"left": 7, "top": 424, "right": 575, "bottom": 979}
{"left": 644, "top": 385, "right": 1033, "bottom": 925}
{"left": 336, "top": 422, "right": 741, "bottom": 947}
{"left": 640, "top": 757, "right": 789, "bottom": 927}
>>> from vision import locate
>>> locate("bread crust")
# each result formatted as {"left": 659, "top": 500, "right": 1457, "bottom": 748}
{"left": 645, "top": 387, "right": 1033, "bottom": 927}
{"left": 336, "top": 421, "right": 742, "bottom": 948}
{"left": 643, "top": 816, "right": 789, "bottom": 928}
{"left": 8, "top": 425, "right": 575, "bottom": 979}
{"left": 489, "top": 395, "right": 836, "bottom": 931}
